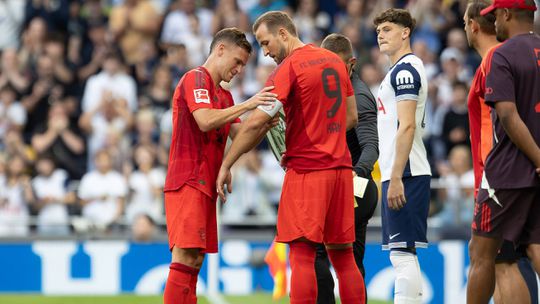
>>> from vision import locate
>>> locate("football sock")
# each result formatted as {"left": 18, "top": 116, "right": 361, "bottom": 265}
{"left": 164, "top": 262, "right": 199, "bottom": 304}
{"left": 289, "top": 242, "right": 318, "bottom": 303}
{"left": 327, "top": 247, "right": 366, "bottom": 304}
{"left": 390, "top": 250, "right": 423, "bottom": 304}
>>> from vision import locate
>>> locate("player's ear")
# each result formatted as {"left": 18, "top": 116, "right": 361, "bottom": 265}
{"left": 278, "top": 28, "right": 287, "bottom": 40}
{"left": 402, "top": 28, "right": 410, "bottom": 40}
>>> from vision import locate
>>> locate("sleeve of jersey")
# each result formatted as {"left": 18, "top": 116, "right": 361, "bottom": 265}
{"left": 484, "top": 51, "right": 515, "bottom": 106}
{"left": 390, "top": 62, "right": 422, "bottom": 102}
{"left": 183, "top": 71, "right": 213, "bottom": 113}
{"left": 257, "top": 62, "right": 292, "bottom": 116}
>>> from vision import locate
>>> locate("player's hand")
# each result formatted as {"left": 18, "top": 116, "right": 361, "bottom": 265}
{"left": 216, "top": 165, "right": 232, "bottom": 202}
{"left": 264, "top": 115, "right": 279, "bottom": 131}
{"left": 246, "top": 86, "right": 277, "bottom": 110}
{"left": 387, "top": 178, "right": 406, "bottom": 210}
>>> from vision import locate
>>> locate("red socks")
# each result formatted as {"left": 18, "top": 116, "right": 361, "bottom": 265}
{"left": 289, "top": 242, "right": 318, "bottom": 304}
{"left": 328, "top": 247, "right": 366, "bottom": 304}
{"left": 164, "top": 262, "right": 200, "bottom": 304}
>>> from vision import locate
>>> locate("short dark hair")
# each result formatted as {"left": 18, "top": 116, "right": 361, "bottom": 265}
{"left": 321, "top": 33, "right": 353, "bottom": 59}
{"left": 253, "top": 11, "right": 298, "bottom": 37}
{"left": 466, "top": 0, "right": 496, "bottom": 35}
{"left": 510, "top": 0, "right": 536, "bottom": 23}
{"left": 209, "top": 27, "right": 252, "bottom": 55}
{"left": 373, "top": 8, "right": 416, "bottom": 33}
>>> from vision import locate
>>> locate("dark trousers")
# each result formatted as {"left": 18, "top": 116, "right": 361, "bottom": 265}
{"left": 315, "top": 179, "right": 378, "bottom": 304}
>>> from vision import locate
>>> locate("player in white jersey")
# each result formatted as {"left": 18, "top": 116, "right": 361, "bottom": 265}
{"left": 374, "top": 8, "right": 431, "bottom": 304}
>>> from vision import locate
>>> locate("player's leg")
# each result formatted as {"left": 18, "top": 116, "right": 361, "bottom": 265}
{"left": 467, "top": 234, "right": 503, "bottom": 303}
{"left": 381, "top": 176, "right": 429, "bottom": 304}
{"left": 164, "top": 186, "right": 217, "bottom": 304}
{"left": 517, "top": 257, "right": 539, "bottom": 304}
{"left": 288, "top": 238, "right": 319, "bottom": 304}
{"left": 315, "top": 243, "right": 336, "bottom": 304}
{"left": 325, "top": 169, "right": 365, "bottom": 304}
{"left": 525, "top": 188, "right": 540, "bottom": 277}
{"left": 493, "top": 242, "right": 530, "bottom": 304}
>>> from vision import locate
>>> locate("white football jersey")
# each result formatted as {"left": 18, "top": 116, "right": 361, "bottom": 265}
{"left": 376, "top": 54, "right": 431, "bottom": 182}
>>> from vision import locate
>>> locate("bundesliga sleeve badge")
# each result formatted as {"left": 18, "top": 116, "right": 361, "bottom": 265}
{"left": 194, "top": 89, "right": 210, "bottom": 104}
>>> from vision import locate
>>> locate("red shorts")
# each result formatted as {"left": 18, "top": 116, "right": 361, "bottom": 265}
{"left": 276, "top": 168, "right": 355, "bottom": 244}
{"left": 165, "top": 185, "right": 218, "bottom": 253}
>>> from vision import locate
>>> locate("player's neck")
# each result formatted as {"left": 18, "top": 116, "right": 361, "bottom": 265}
{"left": 474, "top": 34, "right": 499, "bottom": 59}
{"left": 287, "top": 38, "right": 305, "bottom": 56}
{"left": 508, "top": 22, "right": 535, "bottom": 39}
{"left": 202, "top": 60, "right": 222, "bottom": 88}
{"left": 389, "top": 45, "right": 412, "bottom": 65}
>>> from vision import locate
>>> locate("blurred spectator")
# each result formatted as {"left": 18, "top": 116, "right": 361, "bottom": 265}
{"left": 139, "top": 63, "right": 173, "bottom": 122}
{"left": 247, "top": 0, "right": 290, "bottom": 24}
{"left": 132, "top": 108, "right": 159, "bottom": 149}
{"left": 0, "top": 0, "right": 26, "bottom": 50}
{"left": 0, "top": 154, "right": 33, "bottom": 236}
{"left": 125, "top": 145, "right": 165, "bottom": 224}
{"left": 76, "top": 18, "right": 110, "bottom": 82}
{"left": 31, "top": 102, "right": 86, "bottom": 180}
{"left": 131, "top": 213, "right": 157, "bottom": 242}
{"left": 24, "top": 0, "right": 70, "bottom": 34}
{"left": 81, "top": 51, "right": 137, "bottom": 114}
{"left": 181, "top": 14, "right": 212, "bottom": 68}
{"left": 408, "top": 0, "right": 456, "bottom": 54}
{"left": 222, "top": 150, "right": 276, "bottom": 224}
{"left": 211, "top": 0, "right": 250, "bottom": 34}
{"left": 131, "top": 40, "right": 160, "bottom": 88}
{"left": 109, "top": 0, "right": 161, "bottom": 65}
{"left": 412, "top": 40, "right": 439, "bottom": 80}
{"left": 3, "top": 129, "right": 35, "bottom": 165}
{"left": 21, "top": 53, "right": 65, "bottom": 139}
{"left": 441, "top": 81, "right": 470, "bottom": 157}
{"left": 432, "top": 145, "right": 474, "bottom": 226}
{"left": 18, "top": 17, "right": 48, "bottom": 71}
{"left": 0, "top": 48, "right": 31, "bottom": 95}
{"left": 44, "top": 32, "right": 75, "bottom": 86}
{"left": 334, "top": 0, "right": 376, "bottom": 49}
{"left": 446, "top": 27, "right": 479, "bottom": 74}
{"left": 78, "top": 149, "right": 127, "bottom": 231}
{"left": 0, "top": 85, "right": 27, "bottom": 140}
{"left": 359, "top": 63, "right": 383, "bottom": 97}
{"left": 79, "top": 87, "right": 133, "bottom": 171}
{"left": 160, "top": 0, "right": 213, "bottom": 45}
{"left": 31, "top": 155, "right": 74, "bottom": 235}
{"left": 294, "top": 0, "right": 331, "bottom": 44}
{"left": 161, "top": 43, "right": 189, "bottom": 86}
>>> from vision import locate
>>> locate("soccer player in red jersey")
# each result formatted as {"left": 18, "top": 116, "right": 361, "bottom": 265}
{"left": 217, "top": 11, "right": 365, "bottom": 304}
{"left": 467, "top": 0, "right": 540, "bottom": 303}
{"left": 464, "top": 1, "right": 537, "bottom": 303}
{"left": 162, "top": 27, "right": 278, "bottom": 304}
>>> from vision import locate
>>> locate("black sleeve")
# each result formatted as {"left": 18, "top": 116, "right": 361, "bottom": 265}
{"left": 348, "top": 73, "right": 379, "bottom": 178}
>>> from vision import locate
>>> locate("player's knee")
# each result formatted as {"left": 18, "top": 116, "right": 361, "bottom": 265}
{"left": 526, "top": 244, "right": 540, "bottom": 264}
{"left": 171, "top": 247, "right": 201, "bottom": 267}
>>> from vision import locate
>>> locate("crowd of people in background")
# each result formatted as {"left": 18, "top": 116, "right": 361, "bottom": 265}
{"left": 0, "top": 0, "right": 539, "bottom": 239}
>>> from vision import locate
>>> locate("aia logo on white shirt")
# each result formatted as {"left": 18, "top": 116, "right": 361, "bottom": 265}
{"left": 194, "top": 89, "right": 210, "bottom": 104}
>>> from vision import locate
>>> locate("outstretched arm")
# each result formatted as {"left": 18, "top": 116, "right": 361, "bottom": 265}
{"left": 192, "top": 86, "right": 276, "bottom": 132}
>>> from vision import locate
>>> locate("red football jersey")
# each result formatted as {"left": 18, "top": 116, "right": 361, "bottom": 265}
{"left": 266, "top": 44, "right": 354, "bottom": 172}
{"left": 467, "top": 44, "right": 499, "bottom": 197}
{"left": 164, "top": 66, "right": 238, "bottom": 199}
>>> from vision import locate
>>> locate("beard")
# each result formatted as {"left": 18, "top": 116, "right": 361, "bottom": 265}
{"left": 496, "top": 26, "right": 508, "bottom": 42}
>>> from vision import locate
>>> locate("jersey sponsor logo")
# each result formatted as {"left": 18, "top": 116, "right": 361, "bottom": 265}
{"left": 485, "top": 87, "right": 493, "bottom": 95}
{"left": 395, "top": 70, "right": 415, "bottom": 90}
{"left": 194, "top": 89, "right": 210, "bottom": 104}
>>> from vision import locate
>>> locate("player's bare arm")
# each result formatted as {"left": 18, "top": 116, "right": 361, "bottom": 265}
{"left": 495, "top": 101, "right": 540, "bottom": 170}
{"left": 192, "top": 86, "right": 276, "bottom": 132}
{"left": 346, "top": 94, "right": 358, "bottom": 130}
{"left": 217, "top": 109, "right": 274, "bottom": 201}
{"left": 388, "top": 99, "right": 417, "bottom": 210}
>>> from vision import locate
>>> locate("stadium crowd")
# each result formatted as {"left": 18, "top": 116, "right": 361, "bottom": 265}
{"left": 0, "top": 0, "right": 539, "bottom": 239}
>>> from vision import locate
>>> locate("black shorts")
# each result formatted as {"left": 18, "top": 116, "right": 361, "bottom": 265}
{"left": 473, "top": 187, "right": 540, "bottom": 244}
{"left": 495, "top": 240, "right": 526, "bottom": 263}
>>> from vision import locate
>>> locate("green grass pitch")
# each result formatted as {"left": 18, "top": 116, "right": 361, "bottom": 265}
{"left": 0, "top": 294, "right": 392, "bottom": 303}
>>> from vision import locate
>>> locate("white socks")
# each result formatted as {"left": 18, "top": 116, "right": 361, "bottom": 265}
{"left": 390, "top": 250, "right": 423, "bottom": 304}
